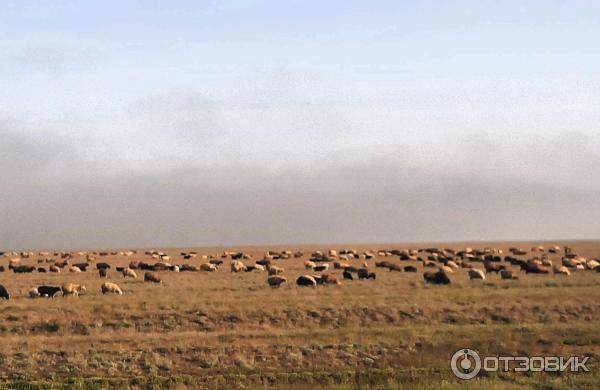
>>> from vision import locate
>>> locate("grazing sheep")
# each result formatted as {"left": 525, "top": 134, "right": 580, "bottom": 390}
{"left": 553, "top": 265, "right": 571, "bottom": 276}
{"left": 423, "top": 270, "right": 450, "bottom": 285}
{"left": 101, "top": 282, "right": 123, "bottom": 295}
{"left": 96, "top": 262, "right": 111, "bottom": 270}
{"left": 343, "top": 270, "right": 354, "bottom": 280}
{"left": 388, "top": 264, "right": 403, "bottom": 272}
{"left": 49, "top": 265, "right": 60, "bottom": 273}
{"left": 0, "top": 284, "right": 9, "bottom": 300}
{"left": 521, "top": 261, "right": 550, "bottom": 274}
{"left": 304, "top": 260, "right": 316, "bottom": 269}
{"left": 122, "top": 268, "right": 137, "bottom": 278}
{"left": 484, "top": 261, "right": 506, "bottom": 274}
{"left": 357, "top": 268, "right": 370, "bottom": 279}
{"left": 200, "top": 263, "right": 218, "bottom": 272}
{"left": 231, "top": 260, "right": 247, "bottom": 273}
{"left": 500, "top": 269, "right": 518, "bottom": 280}
{"left": 296, "top": 275, "right": 317, "bottom": 287}
{"left": 267, "top": 275, "right": 287, "bottom": 287}
{"left": 69, "top": 266, "right": 82, "bottom": 273}
{"left": 61, "top": 283, "right": 86, "bottom": 297}
{"left": 446, "top": 260, "right": 459, "bottom": 269}
{"left": 586, "top": 259, "right": 600, "bottom": 270}
{"left": 12, "top": 265, "right": 36, "bottom": 273}
{"left": 28, "top": 287, "right": 40, "bottom": 298}
{"left": 267, "top": 265, "right": 284, "bottom": 275}
{"left": 209, "top": 259, "right": 224, "bottom": 266}
{"left": 403, "top": 265, "right": 418, "bottom": 273}
{"left": 468, "top": 269, "right": 486, "bottom": 280}
{"left": 333, "top": 262, "right": 350, "bottom": 270}
{"left": 72, "top": 263, "right": 89, "bottom": 272}
{"left": 144, "top": 271, "right": 162, "bottom": 283}
{"left": 37, "top": 285, "right": 62, "bottom": 298}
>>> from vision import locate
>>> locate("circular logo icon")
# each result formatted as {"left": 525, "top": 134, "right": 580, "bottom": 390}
{"left": 451, "top": 349, "right": 481, "bottom": 380}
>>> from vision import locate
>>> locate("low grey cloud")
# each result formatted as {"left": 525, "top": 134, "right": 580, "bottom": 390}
{"left": 1, "top": 107, "right": 599, "bottom": 250}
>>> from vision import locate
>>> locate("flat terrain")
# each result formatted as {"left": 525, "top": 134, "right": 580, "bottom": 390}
{"left": 0, "top": 240, "right": 599, "bottom": 389}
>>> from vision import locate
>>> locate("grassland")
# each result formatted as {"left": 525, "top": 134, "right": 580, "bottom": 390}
{"left": 0, "top": 241, "right": 598, "bottom": 389}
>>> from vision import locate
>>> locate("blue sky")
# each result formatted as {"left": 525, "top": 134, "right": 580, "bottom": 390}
{"left": 1, "top": 1, "right": 600, "bottom": 248}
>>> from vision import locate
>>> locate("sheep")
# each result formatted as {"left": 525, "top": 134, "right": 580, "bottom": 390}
{"left": 49, "top": 265, "right": 61, "bottom": 273}
{"left": 296, "top": 275, "right": 317, "bottom": 287}
{"left": 101, "top": 282, "right": 123, "bottom": 295}
{"left": 144, "top": 271, "right": 162, "bottom": 283}
{"left": 500, "top": 269, "right": 518, "bottom": 280}
{"left": 122, "top": 268, "right": 137, "bottom": 278}
{"left": 231, "top": 260, "right": 247, "bottom": 273}
{"left": 333, "top": 262, "right": 350, "bottom": 269}
{"left": 316, "top": 274, "right": 341, "bottom": 285}
{"left": 0, "top": 284, "right": 9, "bottom": 300}
{"left": 99, "top": 269, "right": 108, "bottom": 278}
{"left": 304, "top": 260, "right": 316, "bottom": 269}
{"left": 423, "top": 270, "right": 450, "bottom": 285}
{"left": 553, "top": 265, "right": 571, "bottom": 276}
{"left": 468, "top": 269, "right": 486, "bottom": 280}
{"left": 587, "top": 259, "right": 600, "bottom": 270}
{"left": 37, "top": 285, "right": 62, "bottom": 298}
{"left": 484, "top": 261, "right": 506, "bottom": 273}
{"left": 267, "top": 275, "right": 287, "bottom": 287}
{"left": 200, "top": 263, "right": 218, "bottom": 272}
{"left": 61, "top": 283, "right": 86, "bottom": 297}
{"left": 28, "top": 287, "right": 40, "bottom": 298}
{"left": 312, "top": 263, "right": 329, "bottom": 272}
{"left": 343, "top": 270, "right": 354, "bottom": 280}
{"left": 12, "top": 265, "right": 36, "bottom": 273}
{"left": 69, "top": 266, "right": 82, "bottom": 273}
{"left": 267, "top": 265, "right": 284, "bottom": 275}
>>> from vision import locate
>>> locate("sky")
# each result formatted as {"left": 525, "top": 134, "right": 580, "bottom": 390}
{"left": 1, "top": 0, "right": 600, "bottom": 249}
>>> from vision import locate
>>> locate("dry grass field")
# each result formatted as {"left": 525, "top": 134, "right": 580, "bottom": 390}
{"left": 0, "top": 240, "right": 599, "bottom": 389}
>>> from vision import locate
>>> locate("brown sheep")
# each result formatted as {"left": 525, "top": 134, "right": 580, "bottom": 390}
{"left": 144, "top": 271, "right": 162, "bottom": 283}
{"left": 267, "top": 265, "right": 284, "bottom": 275}
{"left": 49, "top": 265, "right": 60, "bottom": 273}
{"left": 316, "top": 274, "right": 341, "bottom": 285}
{"left": 468, "top": 269, "right": 485, "bottom": 280}
{"left": 61, "top": 283, "right": 86, "bottom": 297}
{"left": 423, "top": 270, "right": 450, "bottom": 285}
{"left": 500, "top": 269, "right": 518, "bottom": 280}
{"left": 484, "top": 261, "right": 506, "bottom": 273}
{"left": 267, "top": 275, "right": 287, "bottom": 287}
{"left": 101, "top": 282, "right": 123, "bottom": 295}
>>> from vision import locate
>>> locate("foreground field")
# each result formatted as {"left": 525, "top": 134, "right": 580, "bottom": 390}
{"left": 0, "top": 241, "right": 599, "bottom": 389}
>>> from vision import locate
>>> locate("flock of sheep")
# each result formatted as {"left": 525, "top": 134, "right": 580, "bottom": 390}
{"left": 0, "top": 244, "right": 599, "bottom": 300}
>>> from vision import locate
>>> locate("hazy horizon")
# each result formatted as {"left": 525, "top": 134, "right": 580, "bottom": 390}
{"left": 2, "top": 1, "right": 600, "bottom": 249}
